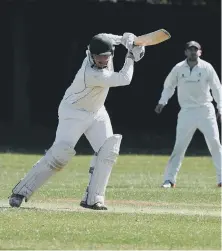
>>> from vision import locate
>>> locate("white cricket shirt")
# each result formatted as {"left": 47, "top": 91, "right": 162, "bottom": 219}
{"left": 60, "top": 33, "right": 134, "bottom": 112}
{"left": 159, "top": 58, "right": 222, "bottom": 114}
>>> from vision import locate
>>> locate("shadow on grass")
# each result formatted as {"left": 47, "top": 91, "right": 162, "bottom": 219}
{"left": 0, "top": 206, "right": 75, "bottom": 213}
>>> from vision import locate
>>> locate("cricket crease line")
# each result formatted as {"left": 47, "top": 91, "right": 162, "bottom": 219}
{"left": 31, "top": 198, "right": 221, "bottom": 208}
{"left": 0, "top": 200, "right": 220, "bottom": 217}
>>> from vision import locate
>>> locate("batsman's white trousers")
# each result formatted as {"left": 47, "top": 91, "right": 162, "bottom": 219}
{"left": 56, "top": 102, "right": 113, "bottom": 152}
{"left": 164, "top": 104, "right": 222, "bottom": 184}
{"left": 11, "top": 101, "right": 114, "bottom": 203}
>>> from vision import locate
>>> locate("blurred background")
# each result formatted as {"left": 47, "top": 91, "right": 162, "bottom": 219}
{"left": 0, "top": 0, "right": 221, "bottom": 154}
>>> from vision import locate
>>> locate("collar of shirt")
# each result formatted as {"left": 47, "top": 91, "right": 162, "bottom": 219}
{"left": 183, "top": 58, "right": 201, "bottom": 68}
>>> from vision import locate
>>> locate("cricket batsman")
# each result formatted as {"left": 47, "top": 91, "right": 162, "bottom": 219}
{"left": 155, "top": 41, "right": 222, "bottom": 188}
{"left": 9, "top": 33, "right": 145, "bottom": 209}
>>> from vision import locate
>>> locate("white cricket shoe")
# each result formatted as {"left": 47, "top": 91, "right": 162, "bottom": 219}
{"left": 161, "top": 180, "right": 176, "bottom": 188}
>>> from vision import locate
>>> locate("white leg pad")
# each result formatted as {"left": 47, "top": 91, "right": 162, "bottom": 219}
{"left": 87, "top": 134, "right": 122, "bottom": 205}
{"left": 12, "top": 141, "right": 75, "bottom": 201}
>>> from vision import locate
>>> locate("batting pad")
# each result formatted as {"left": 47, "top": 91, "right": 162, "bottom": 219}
{"left": 87, "top": 134, "right": 122, "bottom": 205}
{"left": 12, "top": 142, "right": 75, "bottom": 201}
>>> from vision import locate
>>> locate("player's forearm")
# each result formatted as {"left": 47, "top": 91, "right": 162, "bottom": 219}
{"left": 111, "top": 58, "right": 134, "bottom": 87}
{"left": 86, "top": 58, "right": 134, "bottom": 88}
{"left": 100, "top": 33, "right": 122, "bottom": 45}
{"left": 212, "top": 86, "right": 222, "bottom": 114}
{"left": 208, "top": 65, "right": 222, "bottom": 113}
{"left": 158, "top": 87, "right": 175, "bottom": 105}
{"left": 101, "top": 33, "right": 134, "bottom": 50}
{"left": 159, "top": 67, "right": 177, "bottom": 105}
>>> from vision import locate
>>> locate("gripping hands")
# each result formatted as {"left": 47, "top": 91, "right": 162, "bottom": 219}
{"left": 126, "top": 45, "right": 145, "bottom": 62}
{"left": 121, "top": 32, "right": 135, "bottom": 50}
{"left": 121, "top": 32, "right": 145, "bottom": 62}
{"left": 130, "top": 45, "right": 145, "bottom": 62}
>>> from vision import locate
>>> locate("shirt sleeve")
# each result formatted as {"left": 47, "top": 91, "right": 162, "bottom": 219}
{"left": 208, "top": 64, "right": 222, "bottom": 114}
{"left": 99, "top": 33, "right": 123, "bottom": 45}
{"left": 158, "top": 66, "right": 178, "bottom": 105}
{"left": 85, "top": 58, "right": 134, "bottom": 88}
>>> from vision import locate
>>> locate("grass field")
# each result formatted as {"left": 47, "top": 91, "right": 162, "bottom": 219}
{"left": 0, "top": 153, "right": 221, "bottom": 250}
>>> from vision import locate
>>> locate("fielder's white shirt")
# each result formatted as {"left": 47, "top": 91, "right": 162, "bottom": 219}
{"left": 159, "top": 58, "right": 222, "bottom": 114}
{"left": 60, "top": 34, "right": 134, "bottom": 112}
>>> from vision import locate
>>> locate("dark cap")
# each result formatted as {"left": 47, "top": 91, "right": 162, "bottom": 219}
{"left": 185, "top": 41, "right": 201, "bottom": 50}
{"left": 89, "top": 34, "right": 114, "bottom": 56}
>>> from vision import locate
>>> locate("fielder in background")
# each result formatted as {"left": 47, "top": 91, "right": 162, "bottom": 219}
{"left": 155, "top": 41, "right": 222, "bottom": 188}
{"left": 9, "top": 33, "right": 145, "bottom": 210}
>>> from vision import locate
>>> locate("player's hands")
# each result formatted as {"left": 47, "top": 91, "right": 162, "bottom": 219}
{"left": 155, "top": 104, "right": 165, "bottom": 114}
{"left": 126, "top": 46, "right": 145, "bottom": 62}
{"left": 121, "top": 33, "right": 136, "bottom": 50}
{"left": 131, "top": 46, "right": 145, "bottom": 62}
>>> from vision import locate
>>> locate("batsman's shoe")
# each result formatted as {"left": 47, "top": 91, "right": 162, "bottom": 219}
{"left": 161, "top": 180, "right": 176, "bottom": 188}
{"left": 218, "top": 183, "right": 222, "bottom": 187}
{"left": 80, "top": 201, "right": 108, "bottom": 210}
{"left": 9, "top": 194, "right": 25, "bottom": 208}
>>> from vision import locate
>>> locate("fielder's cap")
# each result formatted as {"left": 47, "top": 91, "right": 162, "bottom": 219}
{"left": 185, "top": 41, "right": 201, "bottom": 50}
{"left": 89, "top": 34, "right": 114, "bottom": 56}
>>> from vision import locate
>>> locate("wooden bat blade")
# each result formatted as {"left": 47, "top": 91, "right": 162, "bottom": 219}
{"left": 134, "top": 29, "right": 171, "bottom": 46}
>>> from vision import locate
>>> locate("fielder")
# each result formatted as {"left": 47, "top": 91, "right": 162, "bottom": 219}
{"left": 155, "top": 41, "right": 222, "bottom": 188}
{"left": 9, "top": 33, "right": 145, "bottom": 209}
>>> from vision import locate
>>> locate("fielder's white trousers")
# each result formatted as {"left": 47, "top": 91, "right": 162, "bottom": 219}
{"left": 163, "top": 104, "right": 222, "bottom": 184}
{"left": 56, "top": 102, "right": 113, "bottom": 152}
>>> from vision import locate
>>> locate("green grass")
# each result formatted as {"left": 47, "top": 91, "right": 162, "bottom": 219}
{"left": 0, "top": 153, "right": 221, "bottom": 250}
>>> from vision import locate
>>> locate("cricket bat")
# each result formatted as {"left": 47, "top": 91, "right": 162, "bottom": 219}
{"left": 134, "top": 29, "right": 171, "bottom": 46}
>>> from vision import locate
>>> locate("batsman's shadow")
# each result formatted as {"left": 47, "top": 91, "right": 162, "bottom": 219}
{"left": 0, "top": 206, "right": 60, "bottom": 212}
{"left": 0, "top": 205, "right": 86, "bottom": 213}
